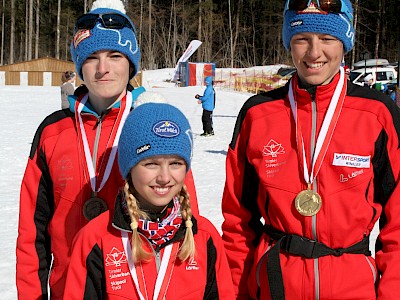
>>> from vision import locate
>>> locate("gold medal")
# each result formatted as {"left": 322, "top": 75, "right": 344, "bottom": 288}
{"left": 294, "top": 188, "right": 322, "bottom": 216}
{"left": 83, "top": 197, "right": 108, "bottom": 221}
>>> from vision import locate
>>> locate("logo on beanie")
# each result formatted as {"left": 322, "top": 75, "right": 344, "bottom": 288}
{"left": 290, "top": 20, "right": 303, "bottom": 28}
{"left": 153, "top": 121, "right": 180, "bottom": 137}
{"left": 137, "top": 144, "right": 151, "bottom": 154}
{"left": 73, "top": 29, "right": 91, "bottom": 48}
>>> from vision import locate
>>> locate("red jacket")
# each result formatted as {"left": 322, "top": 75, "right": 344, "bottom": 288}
{"left": 16, "top": 90, "right": 199, "bottom": 300}
{"left": 63, "top": 195, "right": 235, "bottom": 299}
{"left": 222, "top": 73, "right": 400, "bottom": 299}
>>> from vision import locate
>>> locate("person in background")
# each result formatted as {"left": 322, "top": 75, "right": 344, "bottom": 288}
{"left": 221, "top": 0, "right": 400, "bottom": 299}
{"left": 16, "top": 0, "right": 198, "bottom": 299}
{"left": 60, "top": 70, "right": 76, "bottom": 109}
{"left": 195, "top": 76, "right": 215, "bottom": 136}
{"left": 363, "top": 73, "right": 374, "bottom": 88}
{"left": 64, "top": 102, "right": 235, "bottom": 299}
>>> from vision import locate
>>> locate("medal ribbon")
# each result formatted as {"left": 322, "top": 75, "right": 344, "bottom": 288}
{"left": 288, "top": 67, "right": 346, "bottom": 186}
{"left": 122, "top": 231, "right": 179, "bottom": 300}
{"left": 75, "top": 92, "right": 132, "bottom": 193}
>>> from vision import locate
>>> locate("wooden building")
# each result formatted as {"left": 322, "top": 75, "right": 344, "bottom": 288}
{"left": 0, "top": 57, "right": 142, "bottom": 87}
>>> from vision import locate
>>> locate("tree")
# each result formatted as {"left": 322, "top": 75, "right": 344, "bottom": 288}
{"left": 28, "top": 0, "right": 33, "bottom": 60}
{"left": 35, "top": 0, "right": 40, "bottom": 59}
{"left": 0, "top": 0, "right": 398, "bottom": 69}
{"left": 56, "top": 0, "right": 61, "bottom": 59}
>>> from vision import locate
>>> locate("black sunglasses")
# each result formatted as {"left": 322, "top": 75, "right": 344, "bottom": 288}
{"left": 75, "top": 13, "right": 134, "bottom": 30}
{"left": 285, "top": 0, "right": 353, "bottom": 22}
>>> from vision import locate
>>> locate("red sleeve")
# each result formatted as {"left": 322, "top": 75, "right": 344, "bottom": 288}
{"left": 376, "top": 185, "right": 400, "bottom": 299}
{"left": 374, "top": 104, "right": 400, "bottom": 298}
{"left": 63, "top": 212, "right": 109, "bottom": 299}
{"left": 221, "top": 112, "right": 262, "bottom": 299}
{"left": 16, "top": 154, "right": 52, "bottom": 299}
{"left": 184, "top": 169, "right": 199, "bottom": 216}
{"left": 206, "top": 219, "right": 236, "bottom": 300}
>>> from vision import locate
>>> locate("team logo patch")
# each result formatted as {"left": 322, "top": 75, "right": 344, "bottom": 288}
{"left": 73, "top": 29, "right": 91, "bottom": 48}
{"left": 105, "top": 247, "right": 127, "bottom": 267}
{"left": 153, "top": 120, "right": 180, "bottom": 137}
{"left": 263, "top": 139, "right": 285, "bottom": 157}
{"left": 333, "top": 153, "right": 370, "bottom": 168}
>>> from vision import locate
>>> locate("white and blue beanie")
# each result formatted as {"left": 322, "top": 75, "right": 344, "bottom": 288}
{"left": 282, "top": 0, "right": 355, "bottom": 53}
{"left": 118, "top": 103, "right": 193, "bottom": 179}
{"left": 71, "top": 0, "right": 140, "bottom": 80}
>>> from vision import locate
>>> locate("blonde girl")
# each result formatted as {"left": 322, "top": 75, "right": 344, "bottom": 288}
{"left": 64, "top": 102, "right": 235, "bottom": 299}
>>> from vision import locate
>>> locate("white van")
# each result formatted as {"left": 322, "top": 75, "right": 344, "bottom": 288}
{"left": 350, "top": 67, "right": 397, "bottom": 87}
{"left": 350, "top": 59, "right": 397, "bottom": 87}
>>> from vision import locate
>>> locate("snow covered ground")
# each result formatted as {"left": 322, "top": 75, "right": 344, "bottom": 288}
{"left": 0, "top": 67, "right": 379, "bottom": 299}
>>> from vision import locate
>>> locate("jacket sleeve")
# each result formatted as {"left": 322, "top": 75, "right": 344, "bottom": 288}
{"left": 63, "top": 214, "right": 107, "bottom": 300}
{"left": 16, "top": 138, "right": 53, "bottom": 299}
{"left": 199, "top": 86, "right": 214, "bottom": 103}
{"left": 221, "top": 104, "right": 264, "bottom": 299}
{"left": 374, "top": 101, "right": 400, "bottom": 299}
{"left": 202, "top": 218, "right": 236, "bottom": 300}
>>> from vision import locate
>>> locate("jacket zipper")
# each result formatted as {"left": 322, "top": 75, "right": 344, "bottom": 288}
{"left": 310, "top": 93, "right": 320, "bottom": 300}
{"left": 140, "top": 232, "right": 162, "bottom": 272}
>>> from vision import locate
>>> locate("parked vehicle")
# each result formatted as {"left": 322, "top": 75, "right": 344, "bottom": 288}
{"left": 353, "top": 58, "right": 390, "bottom": 69}
{"left": 350, "top": 67, "right": 397, "bottom": 87}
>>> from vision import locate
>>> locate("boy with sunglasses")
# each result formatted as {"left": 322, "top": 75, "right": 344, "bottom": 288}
{"left": 222, "top": 0, "right": 400, "bottom": 299}
{"left": 16, "top": 0, "right": 199, "bottom": 299}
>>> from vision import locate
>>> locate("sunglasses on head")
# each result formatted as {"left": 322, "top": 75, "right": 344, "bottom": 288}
{"left": 285, "top": 0, "right": 353, "bottom": 22}
{"left": 75, "top": 13, "right": 134, "bottom": 30}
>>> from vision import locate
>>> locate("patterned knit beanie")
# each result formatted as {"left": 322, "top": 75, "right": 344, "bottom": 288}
{"left": 282, "top": 0, "right": 355, "bottom": 53}
{"left": 118, "top": 103, "right": 193, "bottom": 179}
{"left": 70, "top": 0, "right": 140, "bottom": 80}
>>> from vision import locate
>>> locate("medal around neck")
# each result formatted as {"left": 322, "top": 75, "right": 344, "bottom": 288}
{"left": 294, "top": 189, "right": 322, "bottom": 216}
{"left": 83, "top": 197, "right": 108, "bottom": 221}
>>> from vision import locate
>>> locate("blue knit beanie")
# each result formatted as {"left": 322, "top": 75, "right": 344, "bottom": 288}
{"left": 118, "top": 103, "right": 193, "bottom": 179}
{"left": 282, "top": 0, "right": 355, "bottom": 53}
{"left": 70, "top": 0, "right": 140, "bottom": 80}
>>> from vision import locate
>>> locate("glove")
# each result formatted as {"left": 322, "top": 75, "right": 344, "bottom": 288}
{"left": 195, "top": 94, "right": 200, "bottom": 99}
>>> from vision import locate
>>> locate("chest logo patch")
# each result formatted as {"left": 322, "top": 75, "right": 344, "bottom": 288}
{"left": 186, "top": 257, "right": 200, "bottom": 271}
{"left": 105, "top": 247, "right": 127, "bottom": 267}
{"left": 333, "top": 153, "right": 370, "bottom": 168}
{"left": 263, "top": 139, "right": 285, "bottom": 157}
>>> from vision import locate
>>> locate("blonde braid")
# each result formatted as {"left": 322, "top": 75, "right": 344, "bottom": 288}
{"left": 178, "top": 184, "right": 195, "bottom": 261}
{"left": 124, "top": 178, "right": 152, "bottom": 262}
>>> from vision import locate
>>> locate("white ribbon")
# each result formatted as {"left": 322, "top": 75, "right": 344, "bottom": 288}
{"left": 288, "top": 67, "right": 345, "bottom": 185}
{"left": 76, "top": 92, "right": 132, "bottom": 192}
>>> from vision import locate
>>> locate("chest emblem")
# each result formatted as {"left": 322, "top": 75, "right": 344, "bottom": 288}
{"left": 263, "top": 139, "right": 285, "bottom": 157}
{"left": 105, "top": 247, "right": 127, "bottom": 267}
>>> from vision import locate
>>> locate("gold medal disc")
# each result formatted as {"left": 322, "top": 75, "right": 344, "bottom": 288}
{"left": 294, "top": 189, "right": 322, "bottom": 216}
{"left": 83, "top": 197, "right": 108, "bottom": 221}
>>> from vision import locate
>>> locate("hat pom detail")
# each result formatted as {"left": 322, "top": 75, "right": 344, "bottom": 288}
{"left": 134, "top": 92, "right": 168, "bottom": 109}
{"left": 91, "top": 0, "right": 126, "bottom": 14}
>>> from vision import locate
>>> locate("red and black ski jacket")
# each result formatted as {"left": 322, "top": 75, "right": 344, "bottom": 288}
{"left": 16, "top": 90, "right": 200, "bottom": 300}
{"left": 63, "top": 194, "right": 235, "bottom": 299}
{"left": 222, "top": 72, "right": 400, "bottom": 300}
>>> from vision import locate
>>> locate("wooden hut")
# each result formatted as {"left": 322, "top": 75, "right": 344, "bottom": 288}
{"left": 0, "top": 57, "right": 142, "bottom": 87}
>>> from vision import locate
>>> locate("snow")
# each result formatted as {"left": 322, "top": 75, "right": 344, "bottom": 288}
{"left": 0, "top": 67, "right": 379, "bottom": 299}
